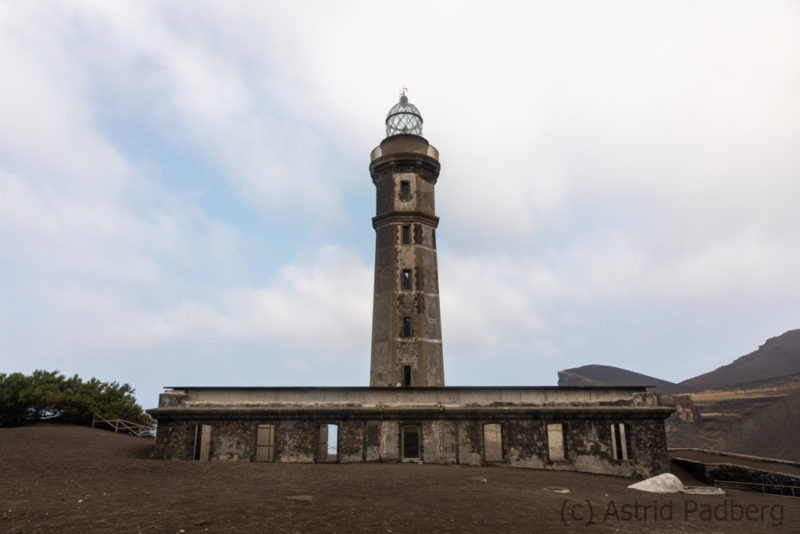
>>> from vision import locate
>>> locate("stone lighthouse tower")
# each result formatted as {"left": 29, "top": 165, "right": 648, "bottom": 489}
{"left": 369, "top": 92, "right": 444, "bottom": 387}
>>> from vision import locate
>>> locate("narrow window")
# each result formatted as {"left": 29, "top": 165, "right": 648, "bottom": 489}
{"left": 402, "top": 316, "right": 411, "bottom": 337}
{"left": 319, "top": 424, "right": 338, "bottom": 462}
{"left": 547, "top": 423, "right": 567, "bottom": 461}
{"left": 402, "top": 425, "right": 420, "bottom": 460}
{"left": 402, "top": 269, "right": 411, "bottom": 290}
{"left": 484, "top": 423, "right": 503, "bottom": 462}
{"left": 400, "top": 180, "right": 410, "bottom": 201}
{"left": 610, "top": 423, "right": 633, "bottom": 460}
{"left": 402, "top": 225, "right": 411, "bottom": 244}
{"left": 403, "top": 365, "right": 411, "bottom": 386}
{"left": 193, "top": 424, "right": 212, "bottom": 461}
{"left": 256, "top": 424, "right": 275, "bottom": 462}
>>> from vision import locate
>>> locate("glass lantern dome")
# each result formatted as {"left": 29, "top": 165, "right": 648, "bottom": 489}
{"left": 385, "top": 94, "right": 423, "bottom": 137}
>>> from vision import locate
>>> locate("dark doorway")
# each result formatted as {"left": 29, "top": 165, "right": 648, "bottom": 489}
{"left": 403, "top": 365, "right": 411, "bottom": 386}
{"left": 402, "top": 425, "right": 420, "bottom": 460}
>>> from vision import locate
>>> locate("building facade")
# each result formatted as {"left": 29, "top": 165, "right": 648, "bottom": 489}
{"left": 148, "top": 93, "right": 673, "bottom": 478}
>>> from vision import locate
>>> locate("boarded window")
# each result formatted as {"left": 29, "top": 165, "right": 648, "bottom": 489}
{"left": 403, "top": 365, "right": 411, "bottom": 386}
{"left": 402, "top": 316, "right": 411, "bottom": 337}
{"left": 193, "top": 424, "right": 212, "bottom": 461}
{"left": 402, "top": 269, "right": 411, "bottom": 290}
{"left": 402, "top": 425, "right": 420, "bottom": 460}
{"left": 400, "top": 180, "right": 410, "bottom": 200}
{"left": 319, "top": 424, "right": 338, "bottom": 462}
{"left": 547, "top": 423, "right": 567, "bottom": 461}
{"left": 610, "top": 423, "right": 633, "bottom": 460}
{"left": 484, "top": 423, "right": 503, "bottom": 462}
{"left": 256, "top": 424, "right": 275, "bottom": 462}
{"left": 402, "top": 225, "right": 411, "bottom": 244}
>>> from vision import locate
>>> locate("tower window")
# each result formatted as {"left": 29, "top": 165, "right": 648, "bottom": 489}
{"left": 402, "top": 225, "right": 411, "bottom": 244}
{"left": 402, "top": 316, "right": 411, "bottom": 337}
{"left": 403, "top": 365, "right": 411, "bottom": 386}
{"left": 402, "top": 269, "right": 411, "bottom": 290}
{"left": 400, "top": 180, "right": 410, "bottom": 201}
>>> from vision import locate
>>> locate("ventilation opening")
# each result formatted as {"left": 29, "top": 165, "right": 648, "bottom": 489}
{"left": 256, "top": 424, "right": 275, "bottom": 462}
{"left": 319, "top": 424, "right": 338, "bottom": 462}
{"left": 547, "top": 423, "right": 567, "bottom": 461}
{"left": 402, "top": 425, "right": 420, "bottom": 460}
{"left": 402, "top": 316, "right": 411, "bottom": 337}
{"left": 484, "top": 423, "right": 503, "bottom": 462}
{"left": 403, "top": 365, "right": 411, "bottom": 387}
{"left": 193, "top": 424, "right": 212, "bottom": 461}
{"left": 611, "top": 423, "right": 633, "bottom": 460}
{"left": 400, "top": 180, "right": 410, "bottom": 201}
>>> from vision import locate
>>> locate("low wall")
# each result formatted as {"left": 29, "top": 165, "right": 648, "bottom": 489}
{"left": 672, "top": 458, "right": 800, "bottom": 497}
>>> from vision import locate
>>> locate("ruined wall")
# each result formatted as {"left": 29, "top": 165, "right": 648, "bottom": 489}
{"left": 209, "top": 421, "right": 254, "bottom": 461}
{"left": 154, "top": 421, "right": 194, "bottom": 461}
{"left": 275, "top": 421, "right": 317, "bottom": 463}
{"left": 457, "top": 420, "right": 482, "bottom": 466}
{"left": 339, "top": 421, "right": 365, "bottom": 463}
{"left": 503, "top": 420, "right": 547, "bottom": 469}
{"left": 422, "top": 420, "right": 457, "bottom": 464}
{"left": 151, "top": 402, "right": 672, "bottom": 478}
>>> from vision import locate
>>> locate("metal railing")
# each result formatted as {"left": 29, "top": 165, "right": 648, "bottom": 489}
{"left": 91, "top": 413, "right": 156, "bottom": 438}
{"left": 370, "top": 141, "right": 439, "bottom": 162}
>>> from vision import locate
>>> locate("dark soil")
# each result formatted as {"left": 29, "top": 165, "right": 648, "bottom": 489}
{"left": 1, "top": 424, "right": 797, "bottom": 533}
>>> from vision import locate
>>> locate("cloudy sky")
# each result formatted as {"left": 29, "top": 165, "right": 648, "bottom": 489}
{"left": 1, "top": 1, "right": 798, "bottom": 407}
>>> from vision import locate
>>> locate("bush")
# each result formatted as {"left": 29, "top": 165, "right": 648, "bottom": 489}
{"left": 0, "top": 370, "right": 153, "bottom": 427}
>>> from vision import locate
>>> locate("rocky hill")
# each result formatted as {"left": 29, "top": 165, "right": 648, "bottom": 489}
{"left": 557, "top": 364, "right": 691, "bottom": 395}
{"left": 559, "top": 330, "right": 800, "bottom": 462}
{"left": 679, "top": 329, "right": 800, "bottom": 391}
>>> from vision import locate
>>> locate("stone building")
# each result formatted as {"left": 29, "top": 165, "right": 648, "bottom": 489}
{"left": 148, "top": 93, "right": 673, "bottom": 478}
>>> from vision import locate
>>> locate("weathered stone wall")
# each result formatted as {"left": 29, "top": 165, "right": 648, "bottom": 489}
{"left": 152, "top": 414, "right": 671, "bottom": 478}
{"left": 504, "top": 420, "right": 547, "bottom": 469}
{"left": 276, "top": 421, "right": 317, "bottom": 463}
{"left": 457, "top": 420, "right": 482, "bottom": 466}
{"left": 422, "top": 420, "right": 457, "bottom": 464}
{"left": 209, "top": 421, "right": 254, "bottom": 461}
{"left": 154, "top": 421, "right": 194, "bottom": 460}
{"left": 339, "top": 421, "right": 365, "bottom": 463}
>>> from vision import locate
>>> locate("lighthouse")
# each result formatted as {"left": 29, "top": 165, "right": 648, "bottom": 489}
{"left": 369, "top": 91, "right": 444, "bottom": 387}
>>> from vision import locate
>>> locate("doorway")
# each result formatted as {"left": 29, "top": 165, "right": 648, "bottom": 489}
{"left": 401, "top": 425, "right": 420, "bottom": 461}
{"left": 319, "top": 424, "right": 338, "bottom": 462}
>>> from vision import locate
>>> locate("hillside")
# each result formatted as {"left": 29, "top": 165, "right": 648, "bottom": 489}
{"left": 665, "top": 373, "right": 800, "bottom": 461}
{"left": 680, "top": 329, "right": 800, "bottom": 391}
{"left": 557, "top": 364, "right": 691, "bottom": 395}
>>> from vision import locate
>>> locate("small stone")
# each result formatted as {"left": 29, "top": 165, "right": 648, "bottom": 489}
{"left": 467, "top": 477, "right": 487, "bottom": 483}
{"left": 543, "top": 486, "right": 570, "bottom": 494}
{"left": 286, "top": 495, "right": 313, "bottom": 502}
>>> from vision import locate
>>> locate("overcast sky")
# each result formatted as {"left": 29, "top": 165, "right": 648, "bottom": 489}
{"left": 1, "top": 1, "right": 799, "bottom": 407}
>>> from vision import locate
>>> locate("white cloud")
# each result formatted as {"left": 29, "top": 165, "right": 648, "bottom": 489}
{"left": 1, "top": 1, "right": 799, "bottom": 405}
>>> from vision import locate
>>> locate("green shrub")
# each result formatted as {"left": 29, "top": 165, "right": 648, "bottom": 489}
{"left": 0, "top": 370, "right": 153, "bottom": 427}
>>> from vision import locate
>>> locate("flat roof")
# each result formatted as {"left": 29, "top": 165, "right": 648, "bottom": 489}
{"left": 164, "top": 385, "right": 656, "bottom": 391}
